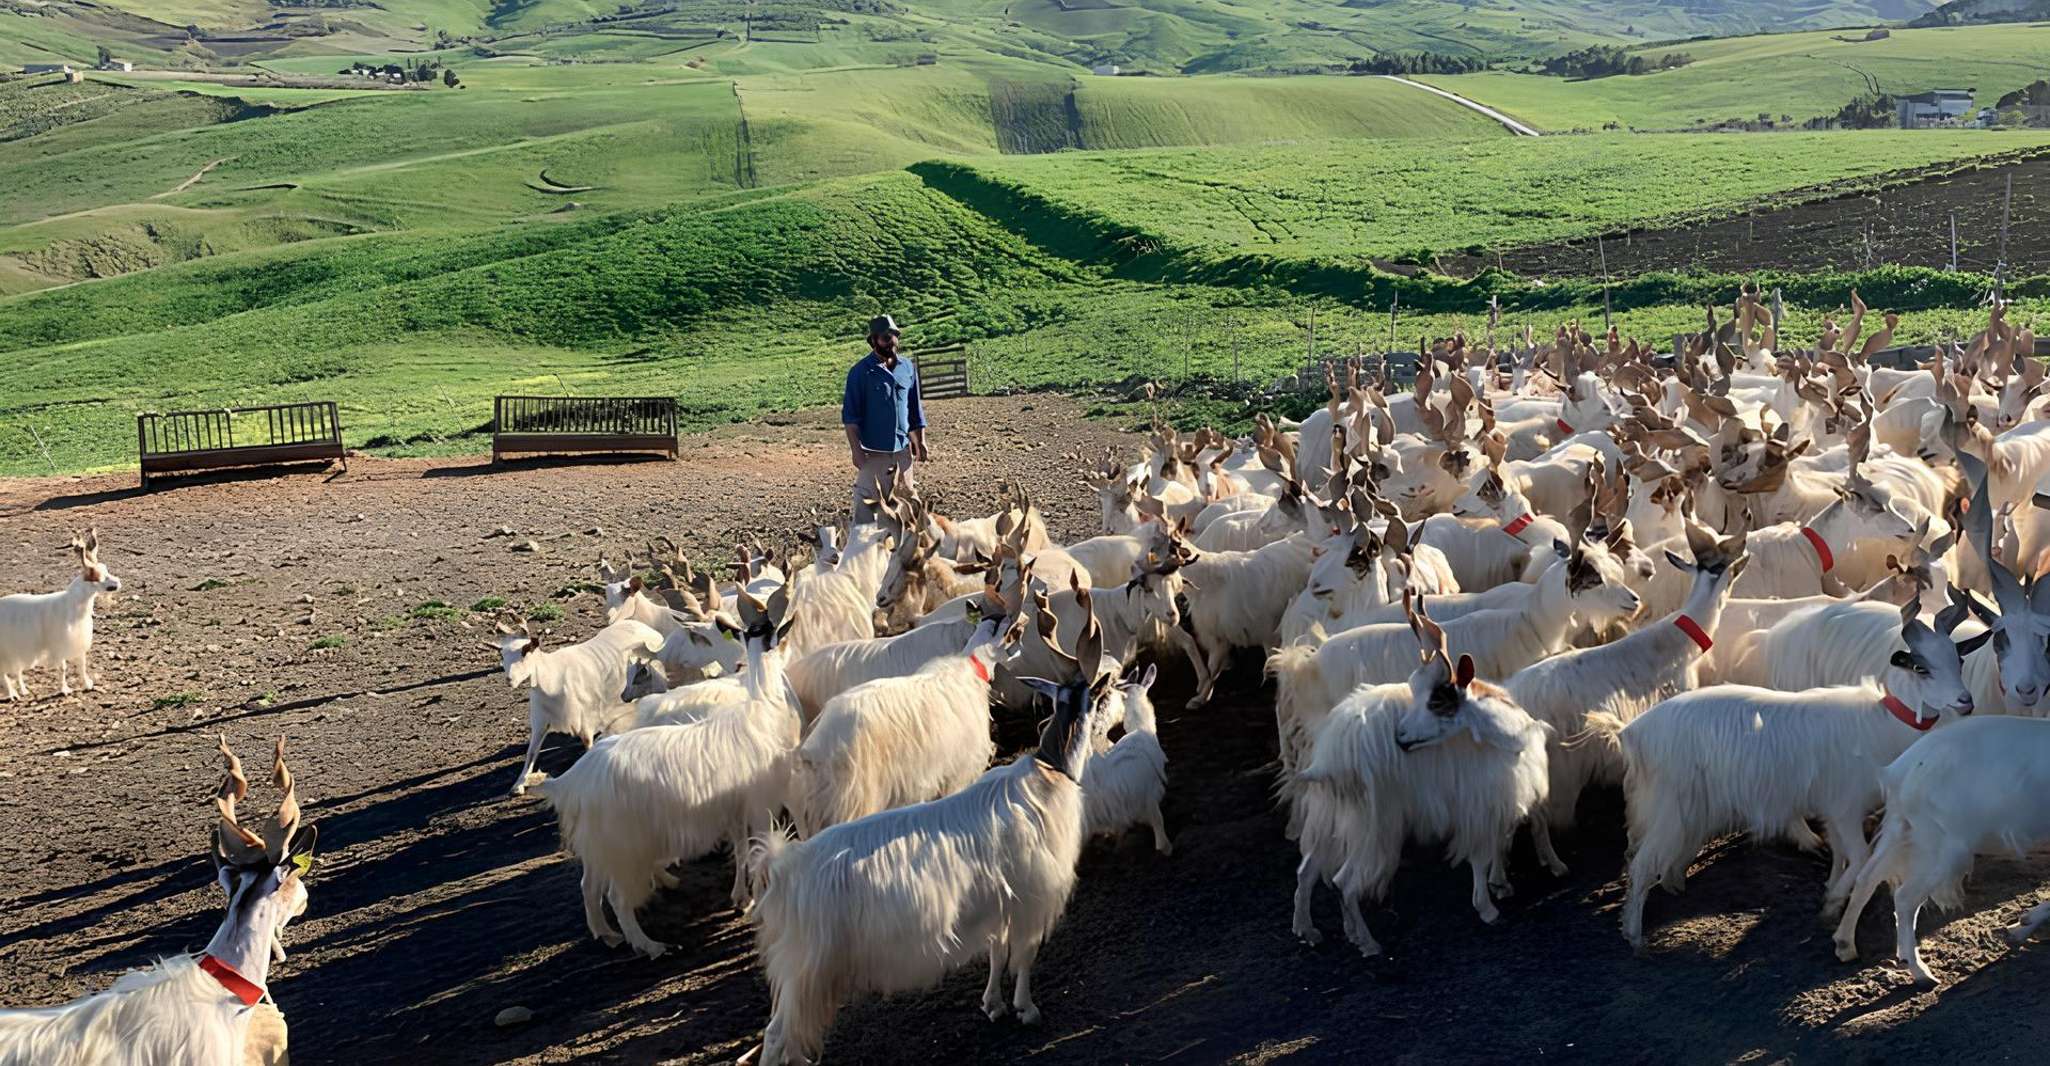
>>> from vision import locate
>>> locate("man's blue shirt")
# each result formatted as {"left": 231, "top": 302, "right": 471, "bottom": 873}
{"left": 842, "top": 352, "right": 925, "bottom": 453}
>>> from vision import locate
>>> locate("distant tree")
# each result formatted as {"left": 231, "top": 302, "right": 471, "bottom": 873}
{"left": 96, "top": 44, "right": 112, "bottom": 67}
{"left": 1537, "top": 45, "right": 1689, "bottom": 79}
{"left": 443, "top": 67, "right": 460, "bottom": 88}
{"left": 1833, "top": 92, "right": 1899, "bottom": 129}
{"left": 184, "top": 23, "right": 201, "bottom": 42}
{"left": 434, "top": 28, "right": 453, "bottom": 48}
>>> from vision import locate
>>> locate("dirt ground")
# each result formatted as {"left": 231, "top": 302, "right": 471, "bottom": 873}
{"left": 3, "top": 393, "right": 2049, "bottom": 1065}
{"left": 1444, "top": 152, "right": 2050, "bottom": 281}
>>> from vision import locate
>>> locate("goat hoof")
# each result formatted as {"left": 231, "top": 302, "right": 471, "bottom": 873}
{"left": 1295, "top": 925, "right": 1323, "bottom": 947}
{"left": 1478, "top": 908, "right": 1502, "bottom": 926}
{"left": 1017, "top": 1005, "right": 1041, "bottom": 1026}
{"left": 2005, "top": 924, "right": 2032, "bottom": 946}
{"left": 1185, "top": 696, "right": 1207, "bottom": 711}
{"left": 1834, "top": 941, "right": 1858, "bottom": 963}
{"left": 634, "top": 943, "right": 668, "bottom": 960}
{"left": 982, "top": 999, "right": 1007, "bottom": 1021}
{"left": 1355, "top": 941, "right": 1382, "bottom": 959}
{"left": 600, "top": 933, "right": 625, "bottom": 948}
{"left": 1544, "top": 860, "right": 1569, "bottom": 877}
{"left": 1157, "top": 842, "right": 1174, "bottom": 856}
{"left": 1630, "top": 942, "right": 1649, "bottom": 959}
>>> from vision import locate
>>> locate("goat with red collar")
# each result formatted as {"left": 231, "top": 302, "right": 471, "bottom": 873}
{"left": 0, "top": 737, "right": 317, "bottom": 1066}
{"left": 1588, "top": 594, "right": 1982, "bottom": 955}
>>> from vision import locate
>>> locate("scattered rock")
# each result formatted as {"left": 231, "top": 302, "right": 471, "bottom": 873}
{"left": 484, "top": 526, "right": 516, "bottom": 539}
{"left": 495, "top": 1006, "right": 533, "bottom": 1028}
{"left": 510, "top": 540, "right": 540, "bottom": 554}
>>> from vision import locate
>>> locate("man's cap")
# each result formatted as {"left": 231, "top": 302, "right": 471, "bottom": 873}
{"left": 868, "top": 314, "right": 901, "bottom": 337}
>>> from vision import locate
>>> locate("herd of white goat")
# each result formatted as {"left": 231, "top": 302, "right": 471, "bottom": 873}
{"left": 14, "top": 291, "right": 2050, "bottom": 1064}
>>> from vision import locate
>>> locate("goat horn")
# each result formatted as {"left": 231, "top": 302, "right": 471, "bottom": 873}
{"left": 262, "top": 737, "right": 300, "bottom": 863}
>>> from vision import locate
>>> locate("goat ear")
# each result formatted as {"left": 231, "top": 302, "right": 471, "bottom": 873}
{"left": 1553, "top": 538, "right": 1570, "bottom": 560}
{"left": 1136, "top": 663, "right": 1157, "bottom": 691}
{"left": 1455, "top": 654, "right": 1476, "bottom": 689}
{"left": 1956, "top": 630, "right": 1994, "bottom": 656}
{"left": 283, "top": 823, "right": 318, "bottom": 880}
{"left": 1663, "top": 548, "right": 1690, "bottom": 573}
{"left": 1724, "top": 555, "right": 1750, "bottom": 582}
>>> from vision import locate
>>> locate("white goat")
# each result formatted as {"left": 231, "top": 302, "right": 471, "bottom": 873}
{"left": 0, "top": 529, "right": 121, "bottom": 701}
{"left": 786, "top": 616, "right": 977, "bottom": 724}
{"left": 791, "top": 613, "right": 1018, "bottom": 835}
{"left": 1290, "top": 609, "right": 1550, "bottom": 955}
{"left": 0, "top": 738, "right": 315, "bottom": 1066}
{"left": 1272, "top": 542, "right": 1638, "bottom": 788}
{"left": 741, "top": 613, "right": 1111, "bottom": 1065}
{"left": 537, "top": 588, "right": 801, "bottom": 955}
{"left": 1831, "top": 715, "right": 2050, "bottom": 984}
{"left": 1137, "top": 523, "right": 1315, "bottom": 708}
{"left": 488, "top": 615, "right": 666, "bottom": 797}
{"left": 1504, "top": 521, "right": 1749, "bottom": 876}
{"left": 1599, "top": 598, "right": 1981, "bottom": 952}
{"left": 1080, "top": 665, "right": 1170, "bottom": 853}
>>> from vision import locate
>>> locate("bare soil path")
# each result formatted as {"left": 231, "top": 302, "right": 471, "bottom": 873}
{"left": 0, "top": 395, "right": 2045, "bottom": 1064}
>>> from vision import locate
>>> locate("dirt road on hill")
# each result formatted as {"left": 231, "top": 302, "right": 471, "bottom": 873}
{"left": 1, "top": 394, "right": 2047, "bottom": 1064}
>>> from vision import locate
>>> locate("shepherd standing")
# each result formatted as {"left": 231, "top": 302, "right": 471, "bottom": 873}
{"left": 842, "top": 314, "right": 928, "bottom": 523}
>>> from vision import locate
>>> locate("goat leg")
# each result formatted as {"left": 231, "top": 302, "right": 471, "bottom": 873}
{"left": 981, "top": 933, "right": 1010, "bottom": 1020}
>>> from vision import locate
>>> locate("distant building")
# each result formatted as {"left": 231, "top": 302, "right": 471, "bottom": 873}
{"left": 22, "top": 63, "right": 74, "bottom": 75}
{"left": 1898, "top": 89, "right": 1976, "bottom": 128}
{"left": 1091, "top": 63, "right": 1119, "bottom": 76}
{"left": 97, "top": 59, "right": 133, "bottom": 72}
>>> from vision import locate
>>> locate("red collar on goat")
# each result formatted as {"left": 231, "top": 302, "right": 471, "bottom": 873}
{"left": 1673, "top": 615, "right": 1712, "bottom": 653}
{"left": 199, "top": 954, "right": 264, "bottom": 1007}
{"left": 1881, "top": 691, "right": 1934, "bottom": 732}
{"left": 1501, "top": 514, "right": 1534, "bottom": 539}
{"left": 1555, "top": 418, "right": 1574, "bottom": 435}
{"left": 1799, "top": 526, "right": 1834, "bottom": 572}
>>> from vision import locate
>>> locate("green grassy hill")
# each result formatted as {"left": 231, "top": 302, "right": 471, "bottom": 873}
{"left": 1423, "top": 23, "right": 2050, "bottom": 131}
{"left": 5, "top": 122, "right": 2045, "bottom": 475}
{"left": 4, "top": 0, "right": 1945, "bottom": 75}
{"left": 924, "top": 130, "right": 2050, "bottom": 265}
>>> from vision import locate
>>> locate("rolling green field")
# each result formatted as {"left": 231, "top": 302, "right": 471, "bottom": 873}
{"left": 1424, "top": 23, "right": 2050, "bottom": 131}
{"left": 928, "top": 130, "right": 2050, "bottom": 264}
{"left": 13, "top": 1, "right": 2050, "bottom": 476}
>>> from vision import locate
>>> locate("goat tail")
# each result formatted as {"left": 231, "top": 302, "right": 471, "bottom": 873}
{"left": 1570, "top": 712, "right": 1629, "bottom": 755}
{"left": 746, "top": 822, "right": 797, "bottom": 904}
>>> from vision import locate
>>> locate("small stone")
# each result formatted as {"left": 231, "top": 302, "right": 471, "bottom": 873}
{"left": 495, "top": 1006, "right": 533, "bottom": 1027}
{"left": 484, "top": 526, "right": 516, "bottom": 539}
{"left": 510, "top": 540, "right": 540, "bottom": 554}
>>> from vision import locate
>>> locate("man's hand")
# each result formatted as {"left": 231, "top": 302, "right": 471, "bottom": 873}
{"left": 912, "top": 440, "right": 930, "bottom": 463}
{"left": 850, "top": 446, "right": 866, "bottom": 472}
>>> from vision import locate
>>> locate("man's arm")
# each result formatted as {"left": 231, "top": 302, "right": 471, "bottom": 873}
{"left": 841, "top": 367, "right": 865, "bottom": 470}
{"left": 844, "top": 424, "right": 866, "bottom": 471}
{"left": 907, "top": 365, "right": 928, "bottom": 461}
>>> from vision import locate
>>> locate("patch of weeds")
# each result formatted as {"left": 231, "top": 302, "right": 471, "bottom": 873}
{"left": 370, "top": 614, "right": 406, "bottom": 631}
{"left": 190, "top": 578, "right": 230, "bottom": 592}
{"left": 151, "top": 691, "right": 201, "bottom": 710}
{"left": 308, "top": 635, "right": 346, "bottom": 651}
{"left": 255, "top": 689, "right": 279, "bottom": 708}
{"left": 552, "top": 581, "right": 599, "bottom": 599}
{"left": 410, "top": 600, "right": 460, "bottom": 621}
{"left": 469, "top": 596, "right": 508, "bottom": 612}
{"left": 527, "top": 602, "right": 565, "bottom": 623}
